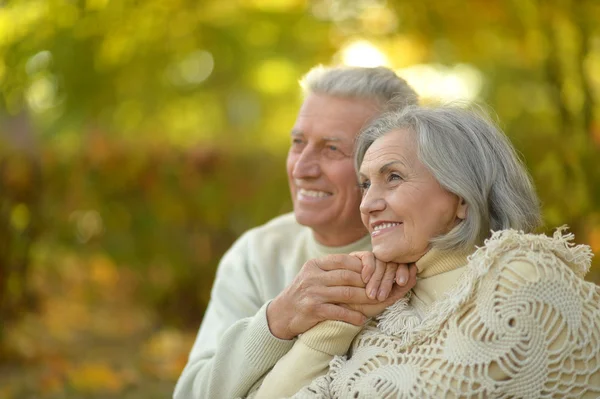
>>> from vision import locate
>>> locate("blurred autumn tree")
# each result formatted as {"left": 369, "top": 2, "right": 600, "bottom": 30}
{"left": 1, "top": 0, "right": 599, "bottom": 359}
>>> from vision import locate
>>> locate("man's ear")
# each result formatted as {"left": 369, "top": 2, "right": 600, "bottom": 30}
{"left": 456, "top": 197, "right": 468, "bottom": 220}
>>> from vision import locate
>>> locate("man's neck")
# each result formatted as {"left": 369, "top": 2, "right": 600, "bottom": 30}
{"left": 312, "top": 227, "right": 369, "bottom": 247}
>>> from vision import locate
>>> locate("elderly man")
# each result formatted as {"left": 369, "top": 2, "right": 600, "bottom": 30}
{"left": 174, "top": 66, "right": 418, "bottom": 399}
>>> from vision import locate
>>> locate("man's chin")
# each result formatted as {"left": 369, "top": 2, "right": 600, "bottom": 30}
{"left": 293, "top": 210, "right": 329, "bottom": 228}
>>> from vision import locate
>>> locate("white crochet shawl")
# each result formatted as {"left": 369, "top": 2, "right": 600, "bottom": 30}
{"left": 295, "top": 229, "right": 600, "bottom": 398}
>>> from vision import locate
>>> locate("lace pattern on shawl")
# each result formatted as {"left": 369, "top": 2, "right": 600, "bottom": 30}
{"left": 375, "top": 227, "right": 593, "bottom": 349}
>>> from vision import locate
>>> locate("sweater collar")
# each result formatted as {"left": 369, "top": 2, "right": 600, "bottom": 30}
{"left": 415, "top": 247, "right": 471, "bottom": 278}
{"left": 307, "top": 232, "right": 372, "bottom": 258}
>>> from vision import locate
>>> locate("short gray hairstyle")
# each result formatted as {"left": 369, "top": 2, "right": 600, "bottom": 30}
{"left": 300, "top": 65, "right": 418, "bottom": 110}
{"left": 355, "top": 104, "right": 542, "bottom": 252}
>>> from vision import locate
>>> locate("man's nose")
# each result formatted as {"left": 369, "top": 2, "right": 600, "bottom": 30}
{"left": 292, "top": 147, "right": 321, "bottom": 179}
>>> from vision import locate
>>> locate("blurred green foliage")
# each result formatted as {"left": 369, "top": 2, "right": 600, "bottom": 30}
{"left": 1, "top": 0, "right": 600, "bottom": 340}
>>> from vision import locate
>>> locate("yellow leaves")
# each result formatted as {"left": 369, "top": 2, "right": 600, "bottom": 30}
{"left": 261, "top": 103, "right": 300, "bottom": 151}
{"left": 252, "top": 58, "right": 297, "bottom": 96}
{"left": 0, "top": 1, "right": 47, "bottom": 47}
{"left": 67, "top": 363, "right": 126, "bottom": 394}
{"left": 159, "top": 96, "right": 225, "bottom": 146}
{"left": 97, "top": 33, "right": 135, "bottom": 70}
{"left": 588, "top": 225, "right": 600, "bottom": 254}
{"left": 0, "top": 59, "right": 5, "bottom": 83}
{"left": 54, "top": 3, "right": 79, "bottom": 28}
{"left": 113, "top": 100, "right": 144, "bottom": 133}
{"left": 90, "top": 254, "right": 119, "bottom": 287}
{"left": 141, "top": 329, "right": 196, "bottom": 380}
{"left": 86, "top": 0, "right": 110, "bottom": 11}
{"left": 10, "top": 204, "right": 30, "bottom": 232}
{"left": 241, "top": 0, "right": 306, "bottom": 12}
{"left": 358, "top": 5, "right": 398, "bottom": 36}
{"left": 2, "top": 155, "right": 35, "bottom": 193}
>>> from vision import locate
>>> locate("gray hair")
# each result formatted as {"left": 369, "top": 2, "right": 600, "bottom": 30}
{"left": 300, "top": 65, "right": 418, "bottom": 110}
{"left": 355, "top": 104, "right": 542, "bottom": 252}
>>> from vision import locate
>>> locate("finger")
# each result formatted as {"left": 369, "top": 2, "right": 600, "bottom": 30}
{"left": 317, "top": 304, "right": 367, "bottom": 326}
{"left": 377, "top": 263, "right": 398, "bottom": 301}
{"left": 321, "top": 286, "right": 379, "bottom": 305}
{"left": 365, "top": 258, "right": 387, "bottom": 300}
{"left": 395, "top": 263, "right": 410, "bottom": 286}
{"left": 386, "top": 280, "right": 412, "bottom": 304}
{"left": 409, "top": 262, "right": 418, "bottom": 280}
{"left": 314, "top": 254, "right": 363, "bottom": 274}
{"left": 323, "top": 269, "right": 365, "bottom": 287}
{"left": 356, "top": 252, "right": 376, "bottom": 284}
{"left": 387, "top": 264, "right": 418, "bottom": 302}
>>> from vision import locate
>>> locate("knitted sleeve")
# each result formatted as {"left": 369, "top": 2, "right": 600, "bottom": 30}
{"left": 251, "top": 321, "right": 362, "bottom": 399}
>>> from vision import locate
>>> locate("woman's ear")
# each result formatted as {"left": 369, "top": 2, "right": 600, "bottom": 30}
{"left": 457, "top": 198, "right": 468, "bottom": 220}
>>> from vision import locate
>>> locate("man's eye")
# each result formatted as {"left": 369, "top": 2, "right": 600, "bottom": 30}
{"left": 292, "top": 138, "right": 303, "bottom": 145}
{"left": 358, "top": 181, "right": 370, "bottom": 191}
{"left": 323, "top": 144, "right": 350, "bottom": 160}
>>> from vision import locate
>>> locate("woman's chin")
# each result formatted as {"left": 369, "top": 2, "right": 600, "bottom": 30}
{"left": 373, "top": 245, "right": 420, "bottom": 264}
{"left": 372, "top": 247, "right": 399, "bottom": 263}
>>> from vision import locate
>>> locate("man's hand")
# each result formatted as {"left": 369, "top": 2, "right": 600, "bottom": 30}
{"left": 267, "top": 254, "right": 382, "bottom": 340}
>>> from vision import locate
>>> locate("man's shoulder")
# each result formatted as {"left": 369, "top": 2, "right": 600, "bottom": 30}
{"left": 233, "top": 212, "right": 310, "bottom": 271}
{"left": 246, "top": 212, "right": 306, "bottom": 239}
{"left": 232, "top": 212, "right": 309, "bottom": 254}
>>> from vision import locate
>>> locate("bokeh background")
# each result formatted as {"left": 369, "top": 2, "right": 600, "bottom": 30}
{"left": 1, "top": 0, "right": 599, "bottom": 397}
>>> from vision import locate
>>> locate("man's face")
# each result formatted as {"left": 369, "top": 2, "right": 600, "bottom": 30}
{"left": 286, "top": 93, "right": 381, "bottom": 246}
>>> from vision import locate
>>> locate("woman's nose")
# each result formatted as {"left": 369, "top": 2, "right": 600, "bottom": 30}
{"left": 360, "top": 187, "right": 386, "bottom": 215}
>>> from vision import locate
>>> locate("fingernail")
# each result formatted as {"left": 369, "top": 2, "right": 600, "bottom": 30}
{"left": 397, "top": 275, "right": 407, "bottom": 285}
{"left": 378, "top": 289, "right": 388, "bottom": 301}
{"left": 369, "top": 288, "right": 377, "bottom": 299}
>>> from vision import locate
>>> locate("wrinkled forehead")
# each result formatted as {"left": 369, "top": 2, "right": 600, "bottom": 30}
{"left": 295, "top": 93, "right": 383, "bottom": 139}
{"left": 360, "top": 129, "right": 417, "bottom": 172}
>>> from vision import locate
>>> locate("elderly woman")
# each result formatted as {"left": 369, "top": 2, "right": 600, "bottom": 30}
{"left": 248, "top": 105, "right": 600, "bottom": 398}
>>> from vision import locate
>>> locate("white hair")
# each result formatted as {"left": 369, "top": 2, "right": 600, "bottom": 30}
{"left": 355, "top": 104, "right": 542, "bottom": 252}
{"left": 300, "top": 65, "right": 418, "bottom": 110}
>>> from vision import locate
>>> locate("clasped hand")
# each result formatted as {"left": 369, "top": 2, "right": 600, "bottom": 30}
{"left": 267, "top": 252, "right": 417, "bottom": 340}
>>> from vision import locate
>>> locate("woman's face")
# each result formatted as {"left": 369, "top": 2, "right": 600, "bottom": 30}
{"left": 358, "top": 129, "right": 467, "bottom": 263}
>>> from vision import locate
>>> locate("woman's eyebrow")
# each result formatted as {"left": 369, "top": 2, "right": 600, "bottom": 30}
{"left": 379, "top": 160, "right": 406, "bottom": 174}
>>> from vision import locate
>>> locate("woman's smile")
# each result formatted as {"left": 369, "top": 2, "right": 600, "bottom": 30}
{"left": 370, "top": 221, "right": 403, "bottom": 237}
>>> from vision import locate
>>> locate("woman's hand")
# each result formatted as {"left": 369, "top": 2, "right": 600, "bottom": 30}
{"left": 350, "top": 251, "right": 413, "bottom": 300}
{"left": 347, "top": 251, "right": 417, "bottom": 318}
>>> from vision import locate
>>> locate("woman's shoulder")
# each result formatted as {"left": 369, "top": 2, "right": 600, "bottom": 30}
{"left": 470, "top": 227, "right": 594, "bottom": 282}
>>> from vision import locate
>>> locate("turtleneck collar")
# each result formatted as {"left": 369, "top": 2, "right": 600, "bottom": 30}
{"left": 307, "top": 231, "right": 372, "bottom": 258}
{"left": 415, "top": 246, "right": 471, "bottom": 278}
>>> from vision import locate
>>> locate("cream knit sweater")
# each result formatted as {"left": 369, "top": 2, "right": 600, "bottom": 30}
{"left": 251, "top": 229, "right": 600, "bottom": 398}
{"left": 174, "top": 213, "right": 371, "bottom": 399}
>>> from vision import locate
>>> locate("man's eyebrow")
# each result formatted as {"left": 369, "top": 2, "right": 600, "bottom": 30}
{"left": 289, "top": 131, "right": 346, "bottom": 143}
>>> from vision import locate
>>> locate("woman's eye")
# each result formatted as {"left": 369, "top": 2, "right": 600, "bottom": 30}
{"left": 358, "top": 181, "right": 370, "bottom": 191}
{"left": 388, "top": 173, "right": 403, "bottom": 182}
